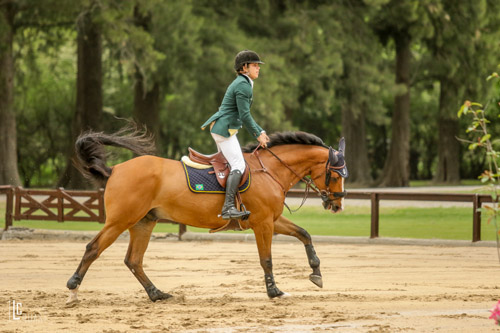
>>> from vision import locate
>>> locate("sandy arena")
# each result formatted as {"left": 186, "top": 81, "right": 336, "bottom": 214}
{"left": 0, "top": 237, "right": 499, "bottom": 332}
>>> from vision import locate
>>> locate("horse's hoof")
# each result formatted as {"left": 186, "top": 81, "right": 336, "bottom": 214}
{"left": 65, "top": 299, "right": 80, "bottom": 308}
{"left": 309, "top": 274, "right": 323, "bottom": 288}
{"left": 269, "top": 289, "right": 291, "bottom": 299}
{"left": 267, "top": 287, "right": 285, "bottom": 299}
{"left": 149, "top": 289, "right": 173, "bottom": 302}
{"left": 65, "top": 286, "right": 80, "bottom": 307}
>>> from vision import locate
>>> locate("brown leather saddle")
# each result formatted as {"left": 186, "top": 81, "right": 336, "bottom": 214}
{"left": 188, "top": 148, "right": 250, "bottom": 188}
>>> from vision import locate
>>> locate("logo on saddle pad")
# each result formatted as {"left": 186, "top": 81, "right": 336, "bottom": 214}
{"left": 195, "top": 184, "right": 204, "bottom": 191}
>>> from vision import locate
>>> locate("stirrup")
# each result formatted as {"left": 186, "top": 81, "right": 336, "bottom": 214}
{"left": 221, "top": 208, "right": 251, "bottom": 220}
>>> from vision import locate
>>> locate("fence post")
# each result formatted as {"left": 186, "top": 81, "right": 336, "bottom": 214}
{"left": 4, "top": 186, "right": 14, "bottom": 230}
{"left": 179, "top": 224, "right": 186, "bottom": 240}
{"left": 98, "top": 188, "right": 105, "bottom": 223}
{"left": 57, "top": 187, "right": 64, "bottom": 222}
{"left": 370, "top": 193, "right": 380, "bottom": 238}
{"left": 472, "top": 194, "right": 481, "bottom": 242}
{"left": 14, "top": 186, "right": 22, "bottom": 222}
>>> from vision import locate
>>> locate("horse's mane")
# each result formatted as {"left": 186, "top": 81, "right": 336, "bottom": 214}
{"left": 242, "top": 131, "right": 328, "bottom": 153}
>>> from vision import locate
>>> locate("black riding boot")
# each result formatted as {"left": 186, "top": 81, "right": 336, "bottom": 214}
{"left": 221, "top": 170, "right": 250, "bottom": 220}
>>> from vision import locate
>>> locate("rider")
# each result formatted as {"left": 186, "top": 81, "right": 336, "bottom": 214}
{"left": 201, "top": 50, "right": 270, "bottom": 220}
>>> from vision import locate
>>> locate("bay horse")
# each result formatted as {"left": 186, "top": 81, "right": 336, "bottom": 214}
{"left": 66, "top": 128, "right": 347, "bottom": 304}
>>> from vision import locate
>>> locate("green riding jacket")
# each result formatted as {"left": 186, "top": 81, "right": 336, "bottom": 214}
{"left": 201, "top": 74, "right": 264, "bottom": 139}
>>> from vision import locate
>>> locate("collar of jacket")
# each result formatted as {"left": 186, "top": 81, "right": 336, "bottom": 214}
{"left": 239, "top": 74, "right": 253, "bottom": 88}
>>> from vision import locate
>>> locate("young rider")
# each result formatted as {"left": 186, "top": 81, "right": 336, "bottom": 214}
{"left": 201, "top": 50, "right": 270, "bottom": 220}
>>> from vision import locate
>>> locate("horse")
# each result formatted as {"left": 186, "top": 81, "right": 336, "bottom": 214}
{"left": 65, "top": 128, "right": 348, "bottom": 304}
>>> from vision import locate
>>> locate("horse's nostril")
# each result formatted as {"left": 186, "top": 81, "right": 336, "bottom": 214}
{"left": 332, "top": 203, "right": 342, "bottom": 212}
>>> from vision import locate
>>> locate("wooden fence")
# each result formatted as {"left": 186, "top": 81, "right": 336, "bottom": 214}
{"left": 0, "top": 185, "right": 186, "bottom": 238}
{"left": 0, "top": 185, "right": 495, "bottom": 242}
{"left": 286, "top": 189, "right": 494, "bottom": 242}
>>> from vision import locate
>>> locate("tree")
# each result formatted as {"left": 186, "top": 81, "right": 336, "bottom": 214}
{"left": 57, "top": 0, "right": 163, "bottom": 188}
{"left": 371, "top": 0, "right": 430, "bottom": 187}
{"left": 58, "top": 2, "right": 103, "bottom": 189}
{"left": 0, "top": 2, "right": 21, "bottom": 186}
{"left": 231, "top": 0, "right": 342, "bottom": 144}
{"left": 134, "top": 0, "right": 200, "bottom": 157}
{"left": 332, "top": 0, "right": 393, "bottom": 185}
{"left": 424, "top": 1, "right": 480, "bottom": 183}
{"left": 382, "top": 27, "right": 411, "bottom": 187}
{"left": 0, "top": 0, "right": 72, "bottom": 186}
{"left": 433, "top": 1, "right": 500, "bottom": 183}
{"left": 6, "top": 0, "right": 500, "bottom": 188}
{"left": 132, "top": 6, "right": 160, "bottom": 144}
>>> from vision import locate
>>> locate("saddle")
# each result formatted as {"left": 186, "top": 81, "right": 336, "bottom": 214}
{"left": 182, "top": 148, "right": 251, "bottom": 234}
{"left": 187, "top": 148, "right": 250, "bottom": 188}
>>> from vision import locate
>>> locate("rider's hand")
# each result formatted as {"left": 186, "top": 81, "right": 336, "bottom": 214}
{"left": 257, "top": 132, "right": 270, "bottom": 147}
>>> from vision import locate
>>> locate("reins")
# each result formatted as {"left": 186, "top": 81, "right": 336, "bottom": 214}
{"left": 250, "top": 144, "right": 334, "bottom": 213}
{"left": 251, "top": 145, "right": 287, "bottom": 194}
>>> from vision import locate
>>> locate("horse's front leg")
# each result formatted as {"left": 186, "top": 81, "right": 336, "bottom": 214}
{"left": 274, "top": 215, "right": 322, "bottom": 288}
{"left": 252, "top": 218, "right": 289, "bottom": 298}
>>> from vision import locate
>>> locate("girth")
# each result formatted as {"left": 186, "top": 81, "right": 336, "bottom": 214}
{"left": 187, "top": 148, "right": 250, "bottom": 188}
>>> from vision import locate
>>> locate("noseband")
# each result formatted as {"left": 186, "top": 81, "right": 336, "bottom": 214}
{"left": 252, "top": 145, "right": 347, "bottom": 212}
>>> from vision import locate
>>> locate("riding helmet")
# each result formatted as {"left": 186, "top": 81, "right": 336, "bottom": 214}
{"left": 234, "top": 50, "right": 264, "bottom": 71}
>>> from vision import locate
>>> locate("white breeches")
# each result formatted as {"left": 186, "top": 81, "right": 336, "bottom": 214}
{"left": 211, "top": 132, "right": 246, "bottom": 173}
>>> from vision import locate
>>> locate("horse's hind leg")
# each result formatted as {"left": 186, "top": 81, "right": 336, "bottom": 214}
{"left": 66, "top": 223, "right": 128, "bottom": 305}
{"left": 125, "top": 216, "right": 172, "bottom": 302}
{"left": 274, "top": 215, "right": 323, "bottom": 288}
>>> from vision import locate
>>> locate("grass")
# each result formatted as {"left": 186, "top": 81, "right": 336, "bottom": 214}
{"left": 1, "top": 201, "right": 498, "bottom": 241}
{"left": 282, "top": 206, "right": 498, "bottom": 241}
{"left": 409, "top": 179, "right": 482, "bottom": 187}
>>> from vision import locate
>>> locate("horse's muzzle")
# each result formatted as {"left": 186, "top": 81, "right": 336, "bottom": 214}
{"left": 321, "top": 193, "right": 344, "bottom": 213}
{"left": 322, "top": 200, "right": 343, "bottom": 213}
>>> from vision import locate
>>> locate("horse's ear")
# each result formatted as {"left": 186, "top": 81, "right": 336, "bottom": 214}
{"left": 338, "top": 137, "right": 345, "bottom": 154}
{"left": 329, "top": 147, "right": 338, "bottom": 165}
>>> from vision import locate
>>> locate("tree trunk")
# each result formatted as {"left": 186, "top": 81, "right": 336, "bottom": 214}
{"left": 377, "top": 30, "right": 411, "bottom": 187}
{"left": 132, "top": 5, "right": 161, "bottom": 152}
{"left": 133, "top": 76, "right": 160, "bottom": 149}
{"left": 0, "top": 4, "right": 21, "bottom": 186}
{"left": 433, "top": 79, "right": 460, "bottom": 183}
{"left": 341, "top": 102, "right": 372, "bottom": 186}
{"left": 58, "top": 9, "right": 102, "bottom": 189}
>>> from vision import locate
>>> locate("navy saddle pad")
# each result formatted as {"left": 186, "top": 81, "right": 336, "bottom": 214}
{"left": 182, "top": 162, "right": 251, "bottom": 194}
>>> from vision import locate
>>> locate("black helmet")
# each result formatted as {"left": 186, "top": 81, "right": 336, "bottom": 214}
{"left": 234, "top": 50, "right": 264, "bottom": 71}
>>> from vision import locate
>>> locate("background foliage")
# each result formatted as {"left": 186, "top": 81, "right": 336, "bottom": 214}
{"left": 1, "top": 0, "right": 500, "bottom": 188}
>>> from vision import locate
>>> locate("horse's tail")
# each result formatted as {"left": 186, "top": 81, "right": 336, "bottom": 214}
{"left": 74, "top": 124, "right": 156, "bottom": 187}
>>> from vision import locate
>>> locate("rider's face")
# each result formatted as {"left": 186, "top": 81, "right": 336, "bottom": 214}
{"left": 243, "top": 63, "right": 260, "bottom": 80}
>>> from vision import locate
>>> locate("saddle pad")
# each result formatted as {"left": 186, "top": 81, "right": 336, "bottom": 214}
{"left": 182, "top": 162, "right": 250, "bottom": 194}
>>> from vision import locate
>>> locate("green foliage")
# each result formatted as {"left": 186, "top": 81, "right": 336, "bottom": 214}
{"left": 15, "top": 38, "right": 76, "bottom": 187}
{"left": 458, "top": 72, "right": 500, "bottom": 249}
{"left": 4, "top": 0, "right": 500, "bottom": 187}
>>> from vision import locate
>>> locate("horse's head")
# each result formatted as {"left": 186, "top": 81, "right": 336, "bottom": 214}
{"left": 311, "top": 138, "right": 348, "bottom": 213}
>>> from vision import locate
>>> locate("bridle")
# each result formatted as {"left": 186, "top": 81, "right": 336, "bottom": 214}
{"left": 320, "top": 146, "right": 348, "bottom": 209}
{"left": 251, "top": 145, "right": 347, "bottom": 212}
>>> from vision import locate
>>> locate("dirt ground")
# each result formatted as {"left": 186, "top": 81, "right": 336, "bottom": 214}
{"left": 0, "top": 238, "right": 499, "bottom": 332}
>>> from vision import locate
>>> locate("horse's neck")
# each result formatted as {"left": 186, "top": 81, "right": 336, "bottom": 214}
{"left": 254, "top": 145, "right": 326, "bottom": 191}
